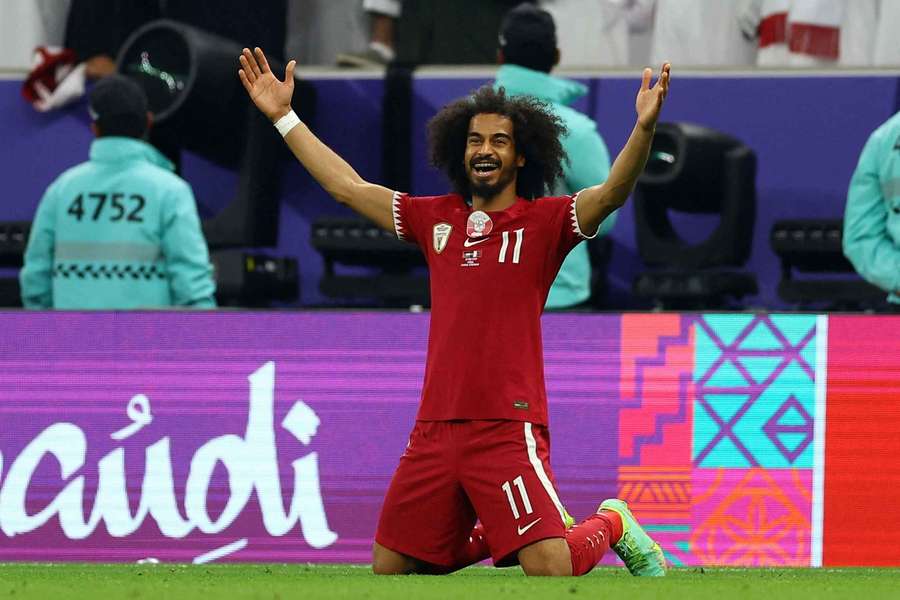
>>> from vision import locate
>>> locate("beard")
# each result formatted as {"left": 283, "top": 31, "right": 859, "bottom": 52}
{"left": 467, "top": 164, "right": 517, "bottom": 200}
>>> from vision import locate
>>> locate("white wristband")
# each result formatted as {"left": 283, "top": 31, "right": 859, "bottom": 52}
{"left": 274, "top": 110, "right": 301, "bottom": 137}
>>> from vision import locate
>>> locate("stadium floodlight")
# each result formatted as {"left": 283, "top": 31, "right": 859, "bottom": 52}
{"left": 632, "top": 122, "right": 758, "bottom": 309}
{"left": 116, "top": 20, "right": 308, "bottom": 306}
{"left": 116, "top": 19, "right": 314, "bottom": 249}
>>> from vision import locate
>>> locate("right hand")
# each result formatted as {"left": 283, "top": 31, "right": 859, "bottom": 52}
{"left": 238, "top": 47, "right": 296, "bottom": 122}
{"left": 635, "top": 63, "right": 670, "bottom": 132}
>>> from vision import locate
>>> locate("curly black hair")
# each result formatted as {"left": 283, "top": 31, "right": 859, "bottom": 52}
{"left": 426, "top": 85, "right": 567, "bottom": 200}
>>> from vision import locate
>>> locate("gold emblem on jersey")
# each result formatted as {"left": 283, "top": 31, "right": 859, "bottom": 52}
{"left": 433, "top": 222, "right": 452, "bottom": 254}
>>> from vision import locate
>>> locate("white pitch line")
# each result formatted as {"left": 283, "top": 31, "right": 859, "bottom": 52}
{"left": 193, "top": 539, "right": 248, "bottom": 565}
{"left": 811, "top": 315, "right": 828, "bottom": 568}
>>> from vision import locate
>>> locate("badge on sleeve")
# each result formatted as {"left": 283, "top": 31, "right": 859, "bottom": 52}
{"left": 433, "top": 222, "right": 452, "bottom": 253}
{"left": 466, "top": 211, "right": 493, "bottom": 238}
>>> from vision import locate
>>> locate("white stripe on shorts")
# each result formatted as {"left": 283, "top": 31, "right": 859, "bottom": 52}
{"left": 524, "top": 422, "right": 566, "bottom": 527}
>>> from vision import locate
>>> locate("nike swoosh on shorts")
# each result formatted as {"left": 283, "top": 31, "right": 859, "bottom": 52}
{"left": 517, "top": 517, "right": 542, "bottom": 535}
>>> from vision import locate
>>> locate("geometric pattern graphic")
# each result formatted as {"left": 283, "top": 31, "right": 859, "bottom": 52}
{"left": 618, "top": 466, "right": 691, "bottom": 523}
{"left": 691, "top": 468, "right": 812, "bottom": 566}
{"left": 619, "top": 313, "right": 694, "bottom": 467}
{"left": 618, "top": 313, "right": 822, "bottom": 568}
{"left": 618, "top": 314, "right": 694, "bottom": 566}
{"left": 693, "top": 314, "right": 817, "bottom": 468}
{"left": 618, "top": 465, "right": 692, "bottom": 566}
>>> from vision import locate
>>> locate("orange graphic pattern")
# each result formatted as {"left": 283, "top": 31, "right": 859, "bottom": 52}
{"left": 691, "top": 468, "right": 812, "bottom": 566}
{"left": 618, "top": 466, "right": 691, "bottom": 522}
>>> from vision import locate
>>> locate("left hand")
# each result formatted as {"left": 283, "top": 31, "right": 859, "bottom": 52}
{"left": 635, "top": 63, "right": 670, "bottom": 131}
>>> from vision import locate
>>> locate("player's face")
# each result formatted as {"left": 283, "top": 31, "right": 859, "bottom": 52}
{"left": 464, "top": 113, "right": 525, "bottom": 200}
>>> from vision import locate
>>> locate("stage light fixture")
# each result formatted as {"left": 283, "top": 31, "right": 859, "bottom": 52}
{"left": 771, "top": 219, "right": 885, "bottom": 309}
{"left": 633, "top": 122, "right": 758, "bottom": 308}
{"left": 311, "top": 217, "right": 428, "bottom": 307}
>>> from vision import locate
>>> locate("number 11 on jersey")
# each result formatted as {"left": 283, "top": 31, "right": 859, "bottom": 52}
{"left": 498, "top": 228, "right": 524, "bottom": 264}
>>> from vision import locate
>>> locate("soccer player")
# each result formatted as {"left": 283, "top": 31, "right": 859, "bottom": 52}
{"left": 239, "top": 47, "right": 670, "bottom": 577}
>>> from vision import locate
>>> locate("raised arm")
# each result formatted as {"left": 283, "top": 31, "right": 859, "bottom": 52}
{"left": 574, "top": 63, "right": 670, "bottom": 236}
{"left": 238, "top": 47, "right": 396, "bottom": 232}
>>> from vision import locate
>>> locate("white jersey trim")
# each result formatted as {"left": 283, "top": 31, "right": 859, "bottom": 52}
{"left": 571, "top": 192, "right": 600, "bottom": 240}
{"left": 392, "top": 191, "right": 406, "bottom": 241}
{"left": 524, "top": 422, "right": 567, "bottom": 527}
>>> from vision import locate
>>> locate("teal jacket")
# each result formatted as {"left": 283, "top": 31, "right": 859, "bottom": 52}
{"left": 20, "top": 137, "right": 217, "bottom": 309}
{"left": 844, "top": 111, "right": 900, "bottom": 304}
{"left": 495, "top": 64, "right": 616, "bottom": 309}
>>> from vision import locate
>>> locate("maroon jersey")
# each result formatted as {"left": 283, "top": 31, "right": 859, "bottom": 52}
{"left": 392, "top": 191, "right": 595, "bottom": 425}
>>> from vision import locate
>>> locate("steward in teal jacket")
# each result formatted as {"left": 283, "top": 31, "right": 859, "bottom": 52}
{"left": 495, "top": 64, "right": 616, "bottom": 309}
{"left": 844, "top": 111, "right": 900, "bottom": 305}
{"left": 20, "top": 137, "right": 217, "bottom": 309}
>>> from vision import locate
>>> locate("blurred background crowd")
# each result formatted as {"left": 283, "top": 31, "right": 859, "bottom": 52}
{"left": 3, "top": 0, "right": 900, "bottom": 74}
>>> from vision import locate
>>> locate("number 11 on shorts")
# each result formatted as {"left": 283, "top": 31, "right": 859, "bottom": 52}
{"left": 501, "top": 475, "right": 533, "bottom": 519}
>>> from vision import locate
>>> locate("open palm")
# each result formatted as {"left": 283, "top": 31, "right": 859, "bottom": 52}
{"left": 238, "top": 47, "right": 296, "bottom": 122}
{"left": 635, "top": 63, "right": 671, "bottom": 131}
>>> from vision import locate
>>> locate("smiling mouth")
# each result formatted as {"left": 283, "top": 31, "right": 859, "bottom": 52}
{"left": 471, "top": 161, "right": 500, "bottom": 177}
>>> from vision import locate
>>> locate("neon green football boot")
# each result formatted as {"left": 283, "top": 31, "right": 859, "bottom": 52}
{"left": 563, "top": 507, "right": 576, "bottom": 529}
{"left": 599, "top": 499, "right": 667, "bottom": 577}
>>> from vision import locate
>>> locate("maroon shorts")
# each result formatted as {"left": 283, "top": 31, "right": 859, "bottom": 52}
{"left": 375, "top": 420, "right": 567, "bottom": 566}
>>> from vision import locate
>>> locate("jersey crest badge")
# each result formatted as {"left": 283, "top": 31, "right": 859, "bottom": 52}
{"left": 432, "top": 222, "right": 452, "bottom": 254}
{"left": 466, "top": 211, "right": 493, "bottom": 238}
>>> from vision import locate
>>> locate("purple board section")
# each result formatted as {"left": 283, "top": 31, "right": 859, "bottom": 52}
{"left": 0, "top": 311, "right": 619, "bottom": 563}
{"left": 1, "top": 74, "right": 898, "bottom": 307}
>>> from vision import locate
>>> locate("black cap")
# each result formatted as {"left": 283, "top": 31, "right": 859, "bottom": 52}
{"left": 499, "top": 2, "right": 557, "bottom": 70}
{"left": 88, "top": 75, "right": 149, "bottom": 138}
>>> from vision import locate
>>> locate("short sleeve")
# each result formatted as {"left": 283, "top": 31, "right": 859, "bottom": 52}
{"left": 392, "top": 191, "right": 431, "bottom": 247}
{"left": 548, "top": 193, "right": 598, "bottom": 257}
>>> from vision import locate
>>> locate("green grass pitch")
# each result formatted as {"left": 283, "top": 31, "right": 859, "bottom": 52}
{"left": 1, "top": 564, "right": 899, "bottom": 599}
